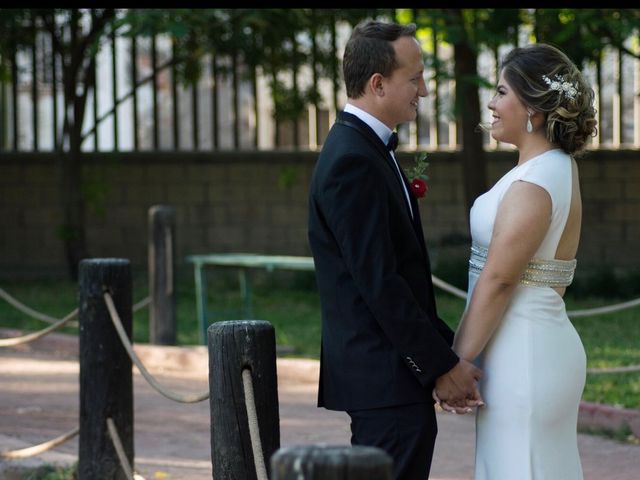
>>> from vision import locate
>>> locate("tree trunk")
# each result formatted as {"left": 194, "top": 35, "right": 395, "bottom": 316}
{"left": 454, "top": 41, "right": 487, "bottom": 221}
{"left": 60, "top": 147, "right": 88, "bottom": 280}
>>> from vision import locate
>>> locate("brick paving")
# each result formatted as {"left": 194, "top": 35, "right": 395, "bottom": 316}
{"left": 0, "top": 330, "right": 638, "bottom": 479}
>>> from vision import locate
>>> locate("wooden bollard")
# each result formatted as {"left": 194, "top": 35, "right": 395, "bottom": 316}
{"left": 209, "top": 320, "right": 280, "bottom": 479}
{"left": 148, "top": 205, "right": 176, "bottom": 345}
{"left": 78, "top": 258, "right": 134, "bottom": 480}
{"left": 271, "top": 445, "right": 393, "bottom": 479}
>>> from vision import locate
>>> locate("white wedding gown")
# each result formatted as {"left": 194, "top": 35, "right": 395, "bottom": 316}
{"left": 466, "top": 149, "right": 586, "bottom": 480}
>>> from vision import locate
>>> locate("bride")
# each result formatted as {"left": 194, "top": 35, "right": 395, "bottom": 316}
{"left": 439, "top": 43, "right": 597, "bottom": 479}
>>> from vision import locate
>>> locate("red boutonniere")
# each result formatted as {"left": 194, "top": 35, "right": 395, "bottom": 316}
{"left": 404, "top": 152, "right": 430, "bottom": 199}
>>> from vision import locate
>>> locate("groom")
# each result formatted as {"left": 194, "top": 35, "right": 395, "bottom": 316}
{"left": 307, "top": 20, "right": 482, "bottom": 479}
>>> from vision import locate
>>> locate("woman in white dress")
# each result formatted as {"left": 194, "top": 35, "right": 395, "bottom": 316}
{"left": 447, "top": 43, "right": 598, "bottom": 479}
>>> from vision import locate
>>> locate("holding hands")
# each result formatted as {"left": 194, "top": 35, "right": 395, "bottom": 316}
{"left": 433, "top": 359, "right": 484, "bottom": 414}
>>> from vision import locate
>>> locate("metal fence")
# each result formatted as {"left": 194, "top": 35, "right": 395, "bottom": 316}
{"left": 1, "top": 20, "right": 639, "bottom": 153}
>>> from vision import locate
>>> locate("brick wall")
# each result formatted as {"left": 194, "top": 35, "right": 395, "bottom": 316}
{"left": 1, "top": 149, "right": 637, "bottom": 278}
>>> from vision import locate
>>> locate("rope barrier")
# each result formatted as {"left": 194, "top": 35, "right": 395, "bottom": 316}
{"left": 0, "top": 287, "right": 79, "bottom": 327}
{"left": 567, "top": 297, "right": 640, "bottom": 318}
{"left": 0, "top": 308, "right": 78, "bottom": 347}
{"left": 103, "top": 291, "right": 209, "bottom": 403}
{"left": 587, "top": 365, "right": 640, "bottom": 374}
{"left": 0, "top": 294, "right": 150, "bottom": 348}
{"left": 431, "top": 275, "right": 467, "bottom": 300}
{"left": 106, "top": 417, "right": 144, "bottom": 480}
{"left": 242, "top": 368, "right": 269, "bottom": 480}
{"left": 0, "top": 427, "right": 79, "bottom": 459}
{"left": 431, "top": 275, "right": 640, "bottom": 318}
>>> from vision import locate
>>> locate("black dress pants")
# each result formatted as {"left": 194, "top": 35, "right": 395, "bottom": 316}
{"left": 347, "top": 402, "right": 437, "bottom": 480}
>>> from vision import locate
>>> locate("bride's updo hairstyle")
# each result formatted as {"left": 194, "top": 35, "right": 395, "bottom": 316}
{"left": 500, "top": 43, "right": 597, "bottom": 156}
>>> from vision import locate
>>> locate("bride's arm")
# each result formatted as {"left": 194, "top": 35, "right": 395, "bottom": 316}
{"left": 453, "top": 180, "right": 552, "bottom": 361}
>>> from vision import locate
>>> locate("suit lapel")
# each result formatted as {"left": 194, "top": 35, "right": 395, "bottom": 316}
{"left": 336, "top": 112, "right": 413, "bottom": 217}
{"left": 336, "top": 112, "right": 427, "bottom": 258}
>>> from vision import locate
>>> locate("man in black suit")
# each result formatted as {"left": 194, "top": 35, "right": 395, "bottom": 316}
{"left": 307, "top": 20, "right": 483, "bottom": 479}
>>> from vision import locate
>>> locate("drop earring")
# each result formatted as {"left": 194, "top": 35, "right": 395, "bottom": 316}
{"left": 526, "top": 111, "right": 533, "bottom": 133}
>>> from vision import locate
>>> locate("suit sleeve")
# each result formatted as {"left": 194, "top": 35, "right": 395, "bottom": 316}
{"left": 317, "top": 153, "right": 459, "bottom": 386}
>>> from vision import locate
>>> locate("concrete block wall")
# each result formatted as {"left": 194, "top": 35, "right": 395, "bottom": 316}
{"left": 0, "top": 149, "right": 637, "bottom": 278}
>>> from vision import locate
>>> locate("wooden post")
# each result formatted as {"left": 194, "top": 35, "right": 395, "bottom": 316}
{"left": 78, "top": 258, "right": 133, "bottom": 480}
{"left": 148, "top": 205, "right": 176, "bottom": 345}
{"left": 209, "top": 320, "right": 280, "bottom": 480}
{"left": 271, "top": 445, "right": 393, "bottom": 479}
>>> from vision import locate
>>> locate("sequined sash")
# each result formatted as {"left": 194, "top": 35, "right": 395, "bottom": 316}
{"left": 469, "top": 243, "right": 577, "bottom": 288}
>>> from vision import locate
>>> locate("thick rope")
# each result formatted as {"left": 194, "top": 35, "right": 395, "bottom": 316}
{"left": 0, "top": 427, "right": 79, "bottom": 459}
{"left": 587, "top": 365, "right": 640, "bottom": 374}
{"left": 431, "top": 275, "right": 467, "bottom": 299}
{"left": 430, "top": 276, "right": 640, "bottom": 318}
{"left": 242, "top": 368, "right": 269, "bottom": 480}
{"left": 0, "top": 295, "right": 151, "bottom": 348}
{"left": 106, "top": 418, "right": 139, "bottom": 480}
{"left": 103, "top": 291, "right": 209, "bottom": 403}
{"left": 133, "top": 296, "right": 152, "bottom": 312}
{"left": 0, "top": 287, "right": 78, "bottom": 327}
{"left": 0, "top": 309, "right": 78, "bottom": 347}
{"left": 567, "top": 297, "right": 640, "bottom": 318}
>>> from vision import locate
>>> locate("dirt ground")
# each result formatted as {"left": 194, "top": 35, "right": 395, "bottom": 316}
{"left": 1, "top": 329, "right": 638, "bottom": 480}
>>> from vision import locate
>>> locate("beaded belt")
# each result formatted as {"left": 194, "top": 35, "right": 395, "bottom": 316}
{"left": 469, "top": 243, "right": 577, "bottom": 288}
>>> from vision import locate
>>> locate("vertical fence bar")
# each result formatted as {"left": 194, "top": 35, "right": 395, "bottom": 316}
{"left": 594, "top": 52, "right": 603, "bottom": 147}
{"left": 634, "top": 35, "right": 640, "bottom": 147}
{"left": 211, "top": 54, "right": 218, "bottom": 149}
{"left": 151, "top": 33, "right": 159, "bottom": 149}
{"left": 172, "top": 38, "right": 179, "bottom": 150}
{"left": 209, "top": 320, "right": 280, "bottom": 480}
{"left": 272, "top": 68, "right": 280, "bottom": 148}
{"left": 148, "top": 205, "right": 176, "bottom": 345}
{"left": 11, "top": 49, "right": 18, "bottom": 151}
{"left": 271, "top": 445, "right": 393, "bottom": 479}
{"left": 92, "top": 37, "right": 99, "bottom": 151}
{"left": 310, "top": 13, "right": 319, "bottom": 149}
{"left": 411, "top": 9, "right": 421, "bottom": 148}
{"left": 0, "top": 54, "right": 6, "bottom": 150}
{"left": 192, "top": 78, "right": 199, "bottom": 150}
{"left": 612, "top": 47, "right": 621, "bottom": 147}
{"left": 90, "top": 10, "right": 99, "bottom": 151}
{"left": 616, "top": 47, "right": 623, "bottom": 146}
{"left": 232, "top": 49, "right": 240, "bottom": 149}
{"left": 251, "top": 59, "right": 259, "bottom": 148}
{"left": 131, "top": 35, "right": 139, "bottom": 151}
{"left": 431, "top": 26, "right": 440, "bottom": 149}
{"left": 31, "top": 21, "right": 38, "bottom": 151}
{"left": 78, "top": 258, "right": 134, "bottom": 480}
{"left": 330, "top": 16, "right": 339, "bottom": 122}
{"left": 292, "top": 33, "right": 300, "bottom": 148}
{"left": 489, "top": 44, "right": 499, "bottom": 150}
{"left": 111, "top": 25, "right": 119, "bottom": 151}
{"left": 51, "top": 30, "right": 58, "bottom": 150}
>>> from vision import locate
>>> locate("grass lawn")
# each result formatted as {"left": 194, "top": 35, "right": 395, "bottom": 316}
{"left": 1, "top": 269, "right": 638, "bottom": 410}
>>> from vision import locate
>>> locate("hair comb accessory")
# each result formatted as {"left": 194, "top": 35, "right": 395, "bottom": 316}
{"left": 542, "top": 74, "right": 579, "bottom": 101}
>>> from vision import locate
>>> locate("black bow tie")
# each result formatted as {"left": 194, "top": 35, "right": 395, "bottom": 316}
{"left": 386, "top": 131, "right": 398, "bottom": 152}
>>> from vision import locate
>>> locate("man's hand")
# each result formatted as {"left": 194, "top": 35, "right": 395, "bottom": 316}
{"left": 434, "top": 359, "right": 484, "bottom": 414}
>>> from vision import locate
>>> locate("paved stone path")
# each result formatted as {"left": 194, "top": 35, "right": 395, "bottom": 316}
{"left": 0, "top": 331, "right": 638, "bottom": 479}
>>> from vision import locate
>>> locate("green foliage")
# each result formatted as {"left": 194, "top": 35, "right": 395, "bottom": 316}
{"left": 23, "top": 463, "right": 77, "bottom": 480}
{"left": 277, "top": 166, "right": 299, "bottom": 190}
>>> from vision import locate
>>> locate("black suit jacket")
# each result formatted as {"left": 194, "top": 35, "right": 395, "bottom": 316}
{"left": 308, "top": 111, "right": 459, "bottom": 411}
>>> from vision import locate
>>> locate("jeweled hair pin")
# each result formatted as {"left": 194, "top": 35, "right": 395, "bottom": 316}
{"left": 542, "top": 74, "right": 579, "bottom": 101}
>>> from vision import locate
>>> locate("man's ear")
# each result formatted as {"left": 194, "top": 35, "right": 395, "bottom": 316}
{"left": 368, "top": 73, "right": 385, "bottom": 97}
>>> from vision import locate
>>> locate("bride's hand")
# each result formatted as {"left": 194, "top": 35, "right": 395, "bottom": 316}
{"left": 432, "top": 388, "right": 474, "bottom": 414}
